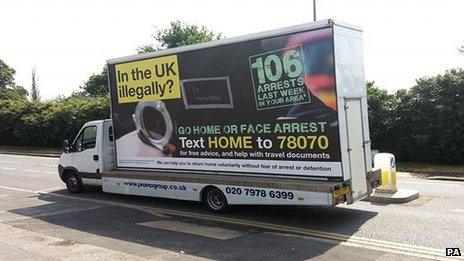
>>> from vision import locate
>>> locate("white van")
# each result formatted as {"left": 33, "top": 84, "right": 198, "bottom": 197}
{"left": 58, "top": 19, "right": 381, "bottom": 212}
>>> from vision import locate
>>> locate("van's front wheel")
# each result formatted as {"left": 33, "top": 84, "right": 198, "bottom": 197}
{"left": 65, "top": 172, "right": 83, "bottom": 193}
{"left": 203, "top": 187, "right": 228, "bottom": 213}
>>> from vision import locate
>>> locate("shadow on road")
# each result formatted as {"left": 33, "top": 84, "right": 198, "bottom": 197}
{"left": 7, "top": 188, "right": 378, "bottom": 260}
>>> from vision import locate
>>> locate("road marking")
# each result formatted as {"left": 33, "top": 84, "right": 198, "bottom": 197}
{"left": 0, "top": 185, "right": 65, "bottom": 194}
{"left": 36, "top": 186, "right": 64, "bottom": 193}
{"left": 139, "top": 220, "right": 244, "bottom": 240}
{"left": 267, "top": 232, "right": 454, "bottom": 261}
{"left": 45, "top": 171, "right": 56, "bottom": 174}
{"left": 1, "top": 167, "right": 15, "bottom": 170}
{"left": 0, "top": 185, "right": 458, "bottom": 260}
{"left": 0, "top": 185, "right": 36, "bottom": 193}
{"left": 0, "top": 194, "right": 8, "bottom": 198}
{"left": 6, "top": 206, "right": 104, "bottom": 222}
{"left": 0, "top": 154, "right": 58, "bottom": 160}
{"left": 139, "top": 212, "right": 450, "bottom": 260}
{"left": 0, "top": 161, "right": 20, "bottom": 164}
{"left": 39, "top": 164, "right": 56, "bottom": 167}
{"left": 452, "top": 209, "right": 464, "bottom": 213}
{"left": 40, "top": 192, "right": 452, "bottom": 260}
{"left": 24, "top": 169, "right": 40, "bottom": 173}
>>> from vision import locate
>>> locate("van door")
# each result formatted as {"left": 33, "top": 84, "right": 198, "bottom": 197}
{"left": 101, "top": 122, "right": 115, "bottom": 172}
{"left": 72, "top": 125, "right": 100, "bottom": 179}
{"left": 344, "top": 98, "right": 368, "bottom": 200}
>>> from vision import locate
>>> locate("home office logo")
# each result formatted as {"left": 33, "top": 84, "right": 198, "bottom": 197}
{"left": 445, "top": 248, "right": 461, "bottom": 256}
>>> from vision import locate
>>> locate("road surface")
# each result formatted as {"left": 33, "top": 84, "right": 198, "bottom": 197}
{"left": 0, "top": 154, "right": 463, "bottom": 260}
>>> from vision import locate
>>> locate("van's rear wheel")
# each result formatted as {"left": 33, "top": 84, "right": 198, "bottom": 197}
{"left": 203, "top": 187, "right": 228, "bottom": 213}
{"left": 65, "top": 172, "right": 83, "bottom": 193}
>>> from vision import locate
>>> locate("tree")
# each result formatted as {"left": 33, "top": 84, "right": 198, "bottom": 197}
{"left": 80, "top": 66, "right": 108, "bottom": 97}
{"left": 0, "top": 85, "right": 28, "bottom": 100}
{"left": 367, "top": 71, "right": 464, "bottom": 164}
{"left": 387, "top": 69, "right": 464, "bottom": 163}
{"left": 31, "top": 67, "right": 40, "bottom": 102}
{"left": 366, "top": 81, "right": 395, "bottom": 150}
{"left": 0, "top": 59, "right": 15, "bottom": 89}
{"left": 0, "top": 95, "right": 110, "bottom": 147}
{"left": 137, "top": 20, "right": 223, "bottom": 53}
{"left": 0, "top": 59, "right": 27, "bottom": 101}
{"left": 136, "top": 44, "right": 156, "bottom": 54}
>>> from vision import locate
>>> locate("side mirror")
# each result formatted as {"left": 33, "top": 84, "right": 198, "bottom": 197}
{"left": 63, "top": 140, "right": 71, "bottom": 153}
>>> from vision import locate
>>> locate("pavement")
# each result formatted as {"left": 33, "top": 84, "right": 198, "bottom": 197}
{"left": 0, "top": 153, "right": 463, "bottom": 260}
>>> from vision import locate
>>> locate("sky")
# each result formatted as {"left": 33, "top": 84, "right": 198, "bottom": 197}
{"left": 1, "top": 0, "right": 463, "bottom": 100}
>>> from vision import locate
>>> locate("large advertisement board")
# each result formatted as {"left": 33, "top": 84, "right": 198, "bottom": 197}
{"left": 108, "top": 26, "right": 342, "bottom": 177}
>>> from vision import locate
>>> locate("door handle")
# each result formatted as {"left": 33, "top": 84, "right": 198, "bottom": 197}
{"left": 93, "top": 154, "right": 99, "bottom": 161}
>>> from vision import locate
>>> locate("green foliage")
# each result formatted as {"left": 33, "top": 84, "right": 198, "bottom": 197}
{"left": 137, "top": 20, "right": 223, "bottom": 53}
{"left": 136, "top": 44, "right": 157, "bottom": 54}
{"left": 156, "top": 20, "right": 222, "bottom": 48}
{"left": 0, "top": 59, "right": 16, "bottom": 89}
{"left": 366, "top": 81, "right": 395, "bottom": 150}
{"left": 80, "top": 66, "right": 108, "bottom": 97}
{"left": 0, "top": 85, "right": 28, "bottom": 100}
{"left": 0, "top": 96, "right": 110, "bottom": 147}
{"left": 367, "top": 69, "right": 464, "bottom": 164}
{"left": 0, "top": 59, "right": 110, "bottom": 147}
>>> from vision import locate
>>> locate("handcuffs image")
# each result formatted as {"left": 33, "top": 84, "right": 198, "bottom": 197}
{"left": 132, "top": 101, "right": 173, "bottom": 155}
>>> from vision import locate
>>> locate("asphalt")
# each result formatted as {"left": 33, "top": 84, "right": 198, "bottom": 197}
{"left": 0, "top": 153, "right": 463, "bottom": 260}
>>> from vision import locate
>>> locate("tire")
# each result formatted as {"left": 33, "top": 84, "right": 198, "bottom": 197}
{"left": 65, "top": 171, "right": 84, "bottom": 194}
{"left": 203, "top": 187, "right": 228, "bottom": 213}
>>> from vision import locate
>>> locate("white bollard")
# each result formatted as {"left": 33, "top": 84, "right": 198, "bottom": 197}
{"left": 374, "top": 153, "right": 397, "bottom": 193}
{"left": 369, "top": 153, "right": 419, "bottom": 203}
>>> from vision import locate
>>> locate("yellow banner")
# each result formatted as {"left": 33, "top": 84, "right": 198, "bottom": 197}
{"left": 115, "top": 55, "right": 180, "bottom": 104}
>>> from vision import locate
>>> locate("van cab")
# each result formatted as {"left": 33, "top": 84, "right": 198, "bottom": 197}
{"left": 58, "top": 119, "right": 114, "bottom": 192}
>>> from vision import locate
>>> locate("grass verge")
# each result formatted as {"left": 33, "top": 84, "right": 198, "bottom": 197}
{"left": 397, "top": 162, "right": 464, "bottom": 176}
{"left": 0, "top": 146, "right": 61, "bottom": 157}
